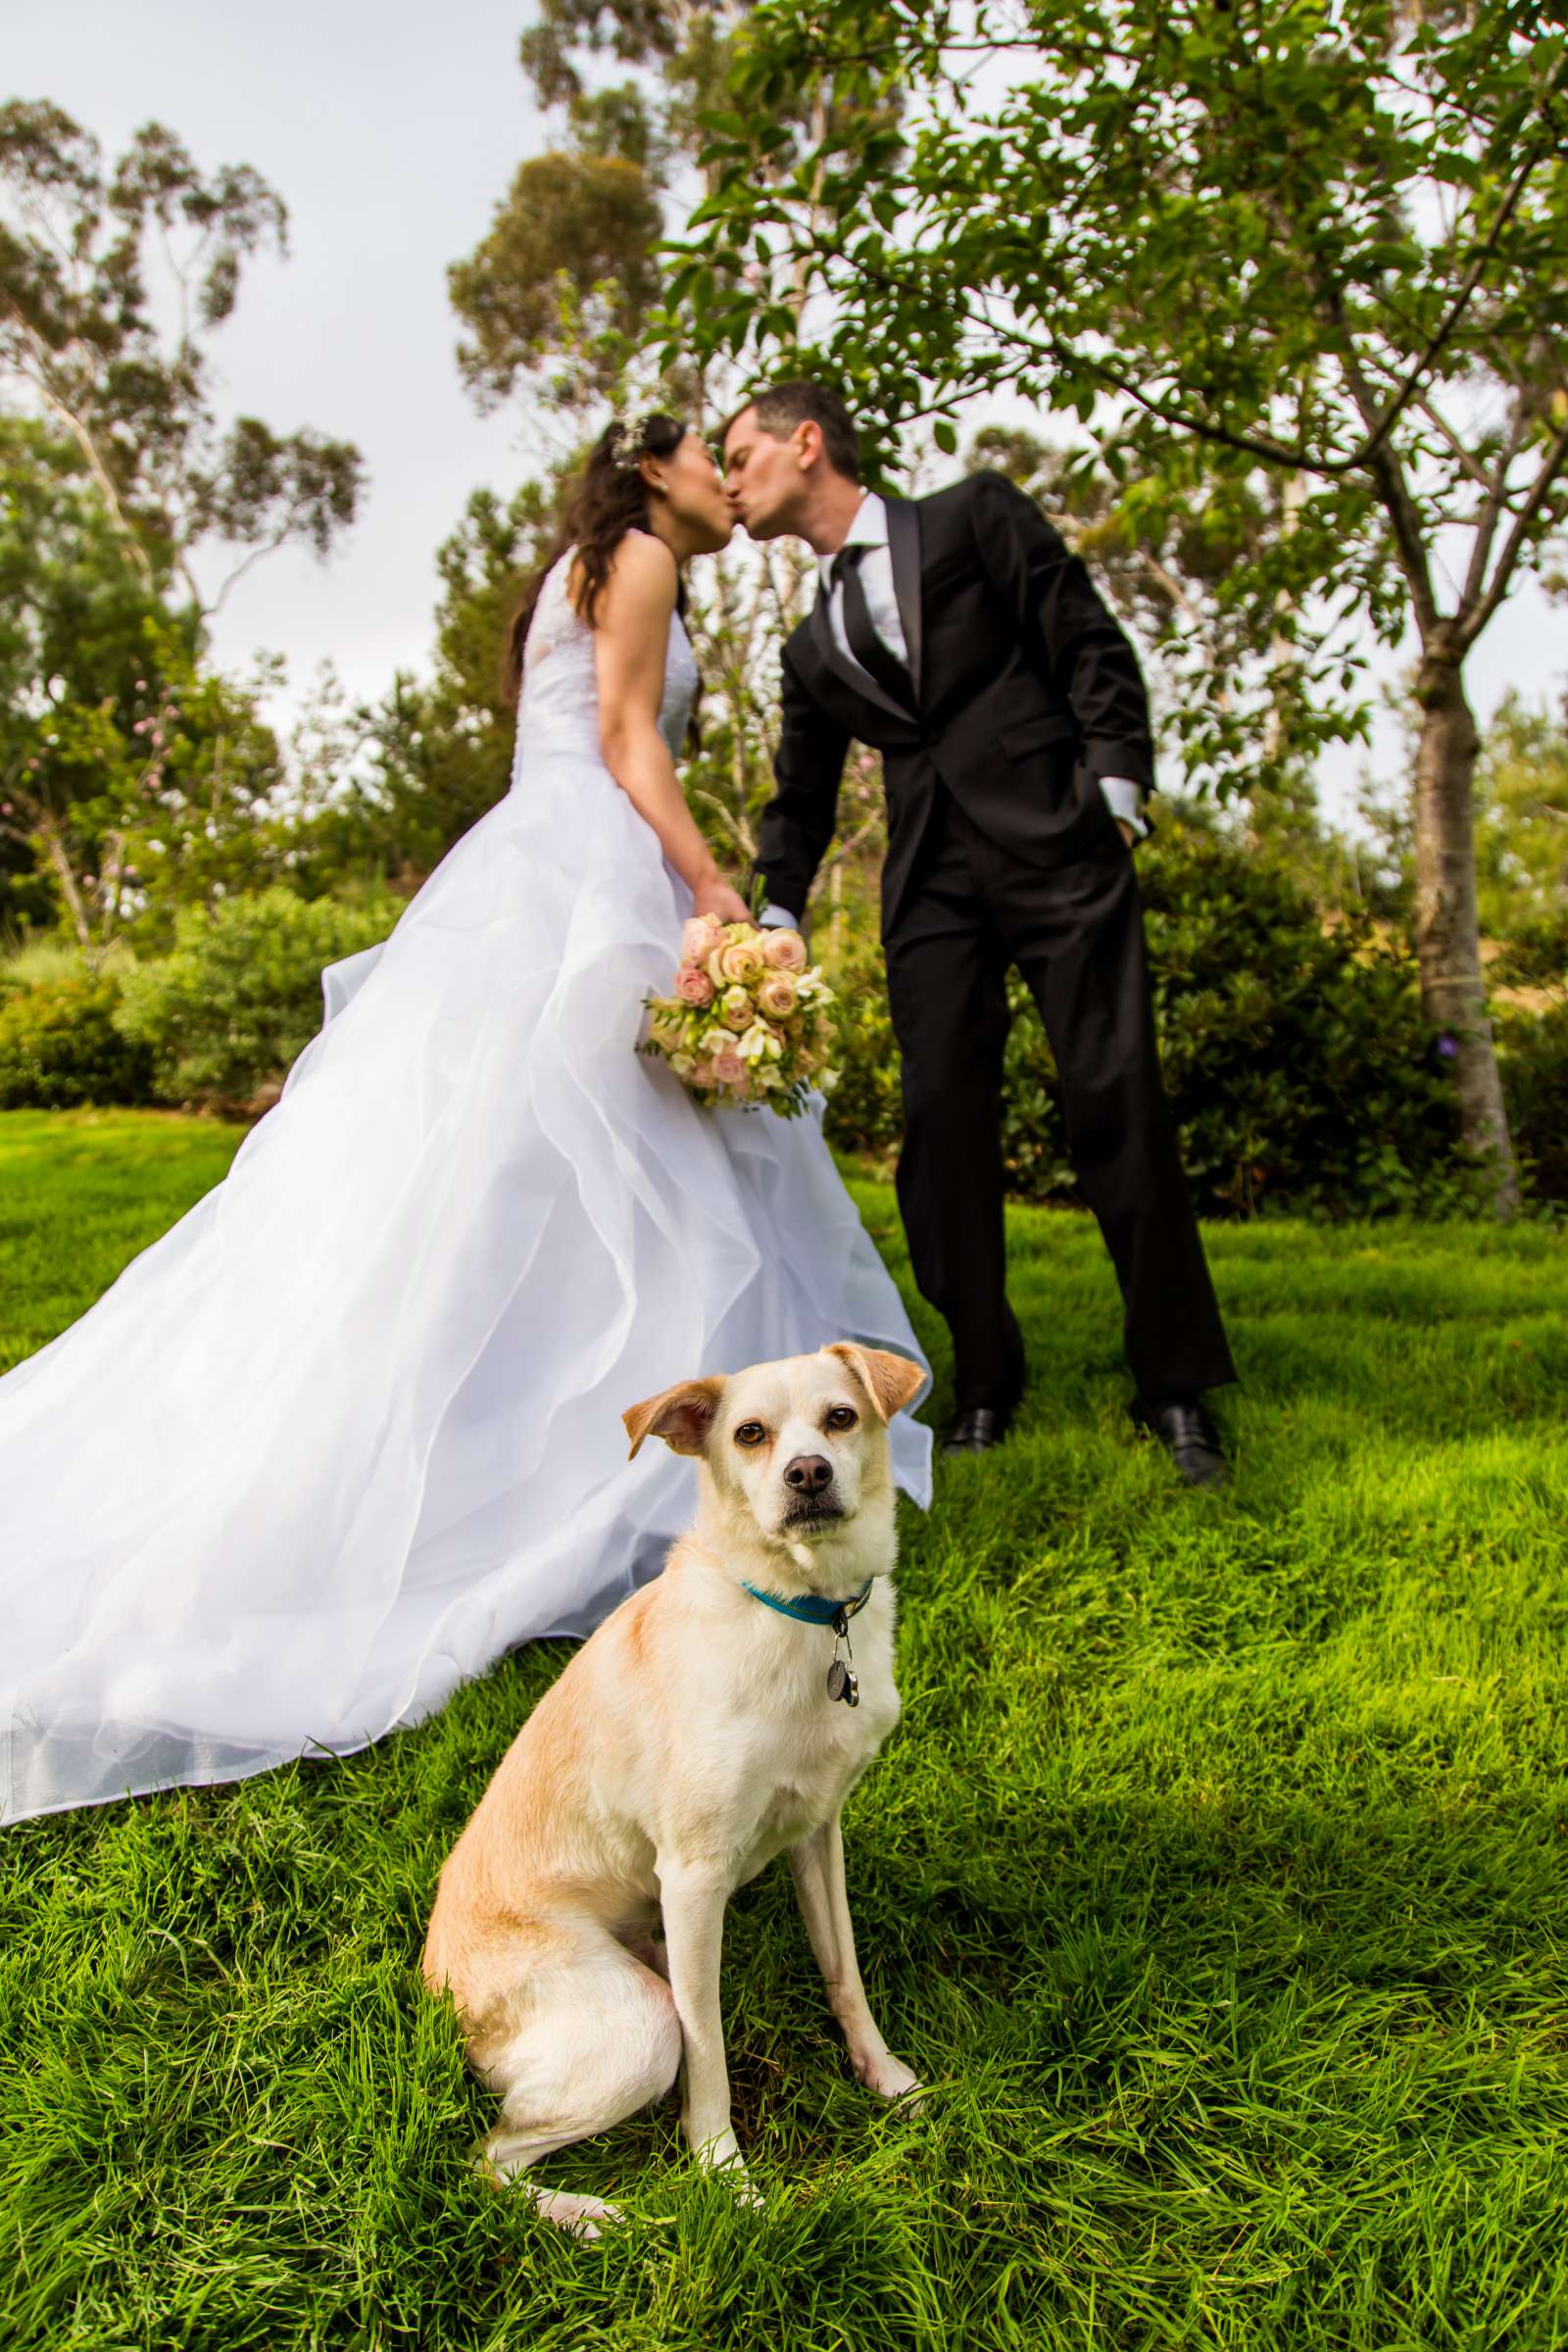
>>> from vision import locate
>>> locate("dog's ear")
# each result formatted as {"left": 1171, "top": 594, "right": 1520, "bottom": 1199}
{"left": 623, "top": 1374, "right": 726, "bottom": 1459}
{"left": 822, "top": 1342, "right": 927, "bottom": 1425}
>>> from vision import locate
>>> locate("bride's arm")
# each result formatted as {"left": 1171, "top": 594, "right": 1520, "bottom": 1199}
{"left": 594, "top": 533, "right": 751, "bottom": 924}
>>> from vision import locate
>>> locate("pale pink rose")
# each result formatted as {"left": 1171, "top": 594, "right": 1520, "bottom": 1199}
{"left": 719, "top": 985, "right": 755, "bottom": 1030}
{"left": 718, "top": 937, "right": 765, "bottom": 984}
{"left": 762, "top": 928, "right": 808, "bottom": 971}
{"left": 681, "top": 914, "right": 723, "bottom": 963}
{"left": 710, "top": 1046, "right": 747, "bottom": 1085}
{"left": 689, "top": 1060, "right": 716, "bottom": 1089}
{"left": 673, "top": 962, "right": 715, "bottom": 1006}
{"left": 757, "top": 972, "right": 798, "bottom": 1019}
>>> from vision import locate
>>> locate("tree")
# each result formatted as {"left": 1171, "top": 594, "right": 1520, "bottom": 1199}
{"left": 438, "top": 4, "right": 906, "bottom": 906}
{"left": 360, "top": 480, "right": 562, "bottom": 879}
{"left": 450, "top": 1, "right": 901, "bottom": 416}
{"left": 0, "top": 101, "right": 363, "bottom": 614}
{"left": 448, "top": 2, "right": 732, "bottom": 413}
{"left": 1474, "top": 691, "right": 1568, "bottom": 942}
{"left": 0, "top": 419, "right": 287, "bottom": 956}
{"left": 450, "top": 152, "right": 665, "bottom": 413}
{"left": 664, "top": 0, "right": 1568, "bottom": 1211}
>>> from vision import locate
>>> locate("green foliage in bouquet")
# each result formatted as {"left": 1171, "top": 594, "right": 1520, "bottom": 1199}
{"left": 113, "top": 887, "right": 404, "bottom": 1112}
{"left": 0, "top": 968, "right": 152, "bottom": 1109}
{"left": 824, "top": 821, "right": 1484, "bottom": 1219}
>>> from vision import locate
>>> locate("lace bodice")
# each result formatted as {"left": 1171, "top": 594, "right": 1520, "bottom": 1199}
{"left": 513, "top": 544, "right": 699, "bottom": 778}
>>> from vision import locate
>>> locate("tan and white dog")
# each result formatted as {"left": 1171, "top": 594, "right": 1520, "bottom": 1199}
{"left": 421, "top": 1340, "right": 928, "bottom": 2237}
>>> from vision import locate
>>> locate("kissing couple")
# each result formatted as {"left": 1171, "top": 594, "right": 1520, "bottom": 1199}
{"left": 0, "top": 378, "right": 1232, "bottom": 1828}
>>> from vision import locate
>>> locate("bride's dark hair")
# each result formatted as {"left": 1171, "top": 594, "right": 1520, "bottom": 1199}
{"left": 502, "top": 412, "right": 691, "bottom": 704}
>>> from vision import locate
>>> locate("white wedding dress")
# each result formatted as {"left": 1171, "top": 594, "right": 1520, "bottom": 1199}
{"left": 0, "top": 550, "right": 933, "bottom": 1825}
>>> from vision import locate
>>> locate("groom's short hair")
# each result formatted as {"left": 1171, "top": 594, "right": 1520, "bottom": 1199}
{"left": 730, "top": 380, "right": 861, "bottom": 483}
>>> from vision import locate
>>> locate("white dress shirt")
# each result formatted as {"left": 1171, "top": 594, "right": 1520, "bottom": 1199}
{"left": 761, "top": 490, "right": 1146, "bottom": 927}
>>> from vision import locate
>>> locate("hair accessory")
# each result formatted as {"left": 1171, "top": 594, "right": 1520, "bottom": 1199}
{"left": 606, "top": 414, "right": 653, "bottom": 474}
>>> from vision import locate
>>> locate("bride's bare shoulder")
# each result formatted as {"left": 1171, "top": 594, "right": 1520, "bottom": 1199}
{"left": 588, "top": 528, "right": 677, "bottom": 619}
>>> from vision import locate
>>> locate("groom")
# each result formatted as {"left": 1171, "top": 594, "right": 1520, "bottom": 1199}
{"left": 722, "top": 381, "right": 1236, "bottom": 1484}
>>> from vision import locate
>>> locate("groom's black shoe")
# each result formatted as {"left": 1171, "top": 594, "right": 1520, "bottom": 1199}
{"left": 943, "top": 1300, "right": 1028, "bottom": 1455}
{"left": 1129, "top": 1396, "right": 1230, "bottom": 1490}
{"left": 941, "top": 1404, "right": 1013, "bottom": 1454}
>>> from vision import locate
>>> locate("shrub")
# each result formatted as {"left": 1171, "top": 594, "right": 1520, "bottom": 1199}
{"left": 1499, "top": 1004, "right": 1568, "bottom": 1204}
{"left": 823, "top": 818, "right": 1476, "bottom": 1219}
{"left": 0, "top": 935, "right": 123, "bottom": 991}
{"left": 113, "top": 887, "right": 404, "bottom": 1110}
{"left": 0, "top": 969, "right": 154, "bottom": 1108}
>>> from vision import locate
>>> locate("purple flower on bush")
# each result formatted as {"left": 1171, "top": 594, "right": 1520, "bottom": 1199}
{"left": 1437, "top": 1035, "right": 1458, "bottom": 1059}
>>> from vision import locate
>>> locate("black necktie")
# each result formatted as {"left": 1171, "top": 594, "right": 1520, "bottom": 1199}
{"left": 832, "top": 545, "right": 913, "bottom": 711}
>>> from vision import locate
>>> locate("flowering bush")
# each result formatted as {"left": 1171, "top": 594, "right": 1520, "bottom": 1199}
{"left": 639, "top": 915, "right": 839, "bottom": 1116}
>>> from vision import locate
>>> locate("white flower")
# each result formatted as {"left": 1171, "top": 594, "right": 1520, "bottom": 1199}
{"left": 739, "top": 1021, "right": 784, "bottom": 1062}
{"left": 670, "top": 1051, "right": 695, "bottom": 1077}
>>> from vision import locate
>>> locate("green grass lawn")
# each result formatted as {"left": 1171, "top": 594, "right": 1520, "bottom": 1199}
{"left": 3, "top": 1107, "right": 1567, "bottom": 2352}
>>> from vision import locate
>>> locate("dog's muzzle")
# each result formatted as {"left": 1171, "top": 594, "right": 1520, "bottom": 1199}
{"left": 780, "top": 1494, "right": 847, "bottom": 1534}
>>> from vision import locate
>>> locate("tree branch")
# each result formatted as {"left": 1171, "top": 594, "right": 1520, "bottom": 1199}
{"left": 1415, "top": 398, "right": 1510, "bottom": 497}
{"left": 1318, "top": 287, "right": 1441, "bottom": 636}
{"left": 1460, "top": 393, "right": 1534, "bottom": 610}
{"left": 203, "top": 524, "right": 294, "bottom": 616}
{"left": 760, "top": 45, "right": 1568, "bottom": 485}
{"left": 1460, "top": 421, "right": 1568, "bottom": 648}
{"left": 16, "top": 335, "right": 158, "bottom": 588}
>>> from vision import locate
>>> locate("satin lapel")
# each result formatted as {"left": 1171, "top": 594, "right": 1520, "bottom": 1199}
{"left": 807, "top": 589, "right": 911, "bottom": 728}
{"left": 883, "top": 495, "right": 923, "bottom": 701}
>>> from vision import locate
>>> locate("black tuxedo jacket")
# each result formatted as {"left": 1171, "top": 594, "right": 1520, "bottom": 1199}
{"left": 755, "top": 469, "right": 1155, "bottom": 937}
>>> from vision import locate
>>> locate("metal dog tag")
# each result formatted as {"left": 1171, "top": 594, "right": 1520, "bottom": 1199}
{"left": 826, "top": 1657, "right": 859, "bottom": 1706}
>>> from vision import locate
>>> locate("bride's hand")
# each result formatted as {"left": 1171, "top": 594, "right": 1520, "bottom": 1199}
{"left": 692, "top": 871, "right": 754, "bottom": 926}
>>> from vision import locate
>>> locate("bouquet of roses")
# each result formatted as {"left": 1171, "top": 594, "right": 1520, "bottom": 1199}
{"left": 639, "top": 910, "right": 840, "bottom": 1117}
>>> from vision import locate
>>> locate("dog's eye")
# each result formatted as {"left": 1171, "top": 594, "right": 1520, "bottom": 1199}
{"left": 733, "top": 1421, "right": 767, "bottom": 1447}
{"left": 825, "top": 1405, "right": 858, "bottom": 1432}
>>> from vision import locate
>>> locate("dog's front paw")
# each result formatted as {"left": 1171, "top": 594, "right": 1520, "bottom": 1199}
{"left": 854, "top": 2049, "right": 925, "bottom": 2105}
{"left": 688, "top": 2125, "right": 763, "bottom": 2205}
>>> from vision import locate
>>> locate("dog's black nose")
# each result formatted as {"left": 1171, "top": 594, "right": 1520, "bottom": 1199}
{"left": 783, "top": 1453, "right": 833, "bottom": 1495}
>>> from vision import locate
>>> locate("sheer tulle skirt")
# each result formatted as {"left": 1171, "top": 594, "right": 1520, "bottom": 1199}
{"left": 0, "top": 747, "right": 932, "bottom": 1823}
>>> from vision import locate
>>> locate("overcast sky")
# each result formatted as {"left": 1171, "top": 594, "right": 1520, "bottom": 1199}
{"left": 8, "top": 2, "right": 1564, "bottom": 831}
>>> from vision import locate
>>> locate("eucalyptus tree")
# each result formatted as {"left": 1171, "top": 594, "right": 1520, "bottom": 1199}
{"left": 661, "top": 0, "right": 1568, "bottom": 1209}
{"left": 448, "top": 0, "right": 737, "bottom": 413}
{"left": 0, "top": 421, "right": 287, "bottom": 956}
{"left": 0, "top": 101, "right": 363, "bottom": 617}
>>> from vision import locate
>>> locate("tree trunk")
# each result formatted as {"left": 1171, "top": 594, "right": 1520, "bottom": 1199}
{"left": 1411, "top": 638, "right": 1520, "bottom": 1216}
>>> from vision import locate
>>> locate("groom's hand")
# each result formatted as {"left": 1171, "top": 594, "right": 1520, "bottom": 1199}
{"left": 1116, "top": 818, "right": 1138, "bottom": 849}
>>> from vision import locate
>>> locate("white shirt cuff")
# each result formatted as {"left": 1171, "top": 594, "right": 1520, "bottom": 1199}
{"left": 1099, "top": 775, "right": 1148, "bottom": 838}
{"left": 759, "top": 902, "right": 801, "bottom": 928}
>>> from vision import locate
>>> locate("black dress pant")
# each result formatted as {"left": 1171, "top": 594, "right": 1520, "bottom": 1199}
{"left": 883, "top": 781, "right": 1235, "bottom": 1409}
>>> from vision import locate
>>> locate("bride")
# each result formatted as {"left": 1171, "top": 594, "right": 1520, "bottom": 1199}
{"left": 0, "top": 412, "right": 933, "bottom": 1826}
